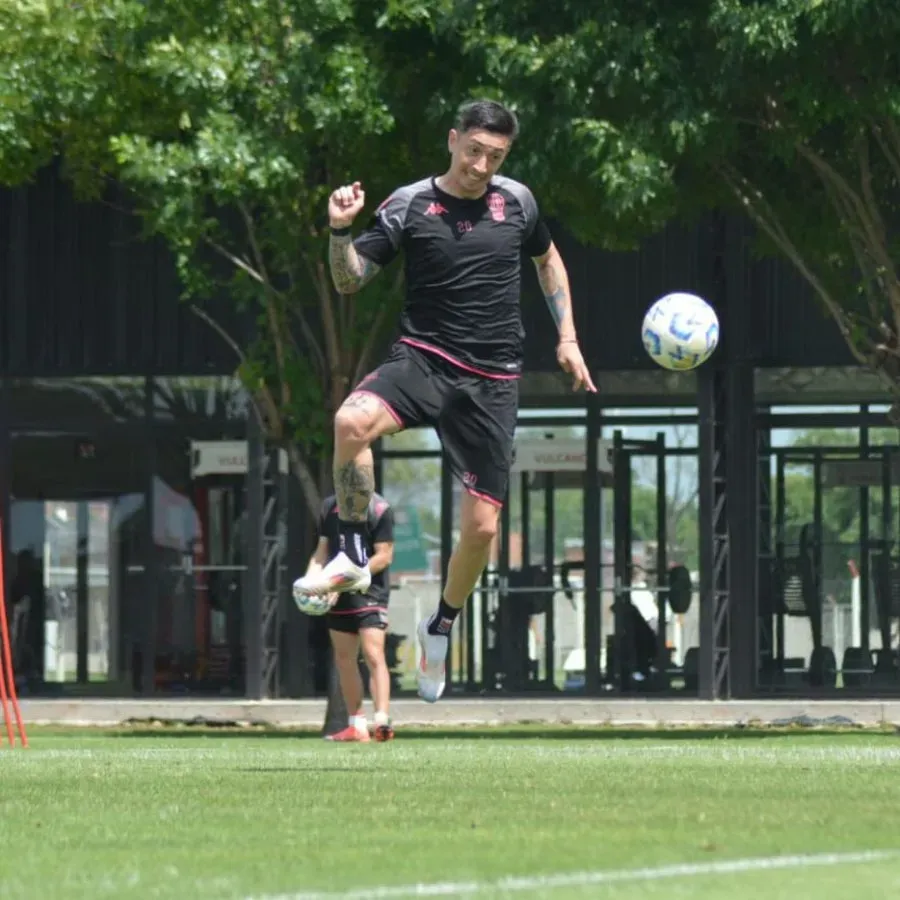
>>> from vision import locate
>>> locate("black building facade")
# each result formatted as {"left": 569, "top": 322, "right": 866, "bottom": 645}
{"left": 2, "top": 169, "right": 892, "bottom": 701}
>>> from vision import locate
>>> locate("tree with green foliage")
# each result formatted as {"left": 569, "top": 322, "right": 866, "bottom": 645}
{"left": 447, "top": 1, "right": 900, "bottom": 410}
{"left": 0, "top": 0, "right": 477, "bottom": 514}
{"left": 0, "top": 0, "right": 497, "bottom": 723}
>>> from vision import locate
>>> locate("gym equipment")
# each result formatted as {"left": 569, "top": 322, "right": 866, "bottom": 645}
{"left": 683, "top": 646, "right": 699, "bottom": 692}
{"left": 768, "top": 448, "right": 875, "bottom": 689}
{"left": 667, "top": 565, "right": 693, "bottom": 615}
{"left": 487, "top": 566, "right": 555, "bottom": 693}
{"left": 766, "top": 445, "right": 900, "bottom": 691}
{"left": 808, "top": 646, "right": 837, "bottom": 689}
{"left": 841, "top": 646, "right": 873, "bottom": 687}
{"left": 871, "top": 555, "right": 900, "bottom": 683}
{"left": 609, "top": 564, "right": 695, "bottom": 691}
{"left": 610, "top": 431, "right": 681, "bottom": 692}
{"left": 771, "top": 521, "right": 828, "bottom": 685}
{"left": 612, "top": 565, "right": 693, "bottom": 614}
{"left": 468, "top": 427, "right": 683, "bottom": 695}
{"left": 561, "top": 560, "right": 691, "bottom": 614}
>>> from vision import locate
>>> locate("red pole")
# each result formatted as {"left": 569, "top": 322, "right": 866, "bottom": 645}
{"left": 0, "top": 524, "right": 28, "bottom": 747}
{"left": 0, "top": 637, "right": 14, "bottom": 747}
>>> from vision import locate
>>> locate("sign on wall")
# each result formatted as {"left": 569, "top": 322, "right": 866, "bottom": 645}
{"left": 511, "top": 438, "right": 615, "bottom": 474}
{"left": 190, "top": 441, "right": 289, "bottom": 478}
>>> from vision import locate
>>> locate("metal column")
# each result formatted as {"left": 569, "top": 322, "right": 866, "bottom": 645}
{"left": 260, "top": 446, "right": 286, "bottom": 698}
{"left": 244, "top": 410, "right": 284, "bottom": 699}
{"left": 859, "top": 414, "right": 871, "bottom": 653}
{"left": 76, "top": 501, "right": 89, "bottom": 684}
{"left": 726, "top": 364, "right": 757, "bottom": 697}
{"left": 612, "top": 430, "right": 633, "bottom": 690}
{"left": 141, "top": 376, "right": 158, "bottom": 696}
{"left": 440, "top": 454, "right": 454, "bottom": 689}
{"left": 757, "top": 409, "right": 773, "bottom": 685}
{"left": 583, "top": 394, "right": 602, "bottom": 694}
{"left": 698, "top": 366, "right": 730, "bottom": 699}
{"left": 654, "top": 432, "right": 669, "bottom": 674}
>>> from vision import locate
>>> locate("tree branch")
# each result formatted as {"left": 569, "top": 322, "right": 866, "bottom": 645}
{"left": 795, "top": 141, "right": 900, "bottom": 309}
{"left": 287, "top": 297, "right": 327, "bottom": 379}
{"left": 857, "top": 129, "right": 900, "bottom": 343}
{"left": 315, "top": 258, "right": 343, "bottom": 403}
{"left": 286, "top": 442, "right": 322, "bottom": 516}
{"left": 188, "top": 303, "right": 283, "bottom": 440}
{"left": 204, "top": 236, "right": 266, "bottom": 287}
{"left": 190, "top": 304, "right": 325, "bottom": 550}
{"left": 855, "top": 130, "right": 886, "bottom": 247}
{"left": 238, "top": 200, "right": 273, "bottom": 288}
{"left": 718, "top": 165, "right": 889, "bottom": 385}
{"left": 351, "top": 267, "right": 405, "bottom": 388}
{"left": 236, "top": 202, "right": 292, "bottom": 412}
{"left": 189, "top": 303, "right": 246, "bottom": 361}
{"left": 872, "top": 116, "right": 900, "bottom": 183}
{"left": 267, "top": 229, "right": 327, "bottom": 380}
{"left": 812, "top": 163, "right": 884, "bottom": 327}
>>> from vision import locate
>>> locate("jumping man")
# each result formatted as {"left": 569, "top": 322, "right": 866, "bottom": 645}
{"left": 293, "top": 99, "right": 596, "bottom": 703}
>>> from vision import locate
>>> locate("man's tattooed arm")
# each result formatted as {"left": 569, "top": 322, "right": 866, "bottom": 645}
{"left": 328, "top": 233, "right": 382, "bottom": 294}
{"left": 334, "top": 459, "right": 375, "bottom": 523}
{"left": 533, "top": 244, "right": 577, "bottom": 342}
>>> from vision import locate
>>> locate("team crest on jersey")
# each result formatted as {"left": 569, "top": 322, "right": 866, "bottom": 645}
{"left": 487, "top": 192, "right": 506, "bottom": 222}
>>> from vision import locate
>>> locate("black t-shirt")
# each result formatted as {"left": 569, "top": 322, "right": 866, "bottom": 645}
{"left": 353, "top": 175, "right": 553, "bottom": 377}
{"left": 316, "top": 493, "right": 394, "bottom": 603}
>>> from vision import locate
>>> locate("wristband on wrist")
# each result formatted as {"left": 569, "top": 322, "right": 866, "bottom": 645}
{"left": 330, "top": 225, "right": 351, "bottom": 236}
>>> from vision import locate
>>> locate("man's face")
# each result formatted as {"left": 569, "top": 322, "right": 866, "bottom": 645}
{"left": 448, "top": 128, "right": 511, "bottom": 191}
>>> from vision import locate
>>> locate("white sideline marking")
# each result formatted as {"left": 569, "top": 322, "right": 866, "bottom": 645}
{"left": 248, "top": 850, "right": 897, "bottom": 899}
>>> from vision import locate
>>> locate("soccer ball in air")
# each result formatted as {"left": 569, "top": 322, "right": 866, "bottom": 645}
{"left": 292, "top": 584, "right": 334, "bottom": 616}
{"left": 641, "top": 292, "right": 719, "bottom": 371}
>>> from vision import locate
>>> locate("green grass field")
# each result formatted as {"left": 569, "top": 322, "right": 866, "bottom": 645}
{"left": 1, "top": 726, "right": 899, "bottom": 899}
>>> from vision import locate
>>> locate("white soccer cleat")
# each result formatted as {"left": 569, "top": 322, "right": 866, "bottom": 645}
{"left": 416, "top": 617, "right": 447, "bottom": 703}
{"left": 292, "top": 551, "right": 371, "bottom": 598}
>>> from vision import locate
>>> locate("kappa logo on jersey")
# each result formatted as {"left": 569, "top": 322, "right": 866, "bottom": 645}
{"left": 425, "top": 201, "right": 449, "bottom": 216}
{"left": 487, "top": 192, "right": 506, "bottom": 222}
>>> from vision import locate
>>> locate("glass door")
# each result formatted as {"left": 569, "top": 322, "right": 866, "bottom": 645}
{"left": 9, "top": 432, "right": 147, "bottom": 693}
{"left": 153, "top": 435, "right": 249, "bottom": 695}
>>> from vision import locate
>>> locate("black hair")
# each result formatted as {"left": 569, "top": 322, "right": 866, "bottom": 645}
{"left": 455, "top": 99, "right": 519, "bottom": 141}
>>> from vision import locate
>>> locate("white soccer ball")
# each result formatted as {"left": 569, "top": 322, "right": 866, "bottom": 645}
{"left": 641, "top": 292, "right": 720, "bottom": 371}
{"left": 292, "top": 584, "right": 333, "bottom": 617}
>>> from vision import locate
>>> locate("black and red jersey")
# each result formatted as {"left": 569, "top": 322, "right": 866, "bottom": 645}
{"left": 353, "top": 175, "right": 552, "bottom": 377}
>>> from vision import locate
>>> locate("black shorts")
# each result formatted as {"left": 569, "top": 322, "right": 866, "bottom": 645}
{"left": 326, "top": 592, "right": 388, "bottom": 633}
{"left": 354, "top": 340, "right": 518, "bottom": 505}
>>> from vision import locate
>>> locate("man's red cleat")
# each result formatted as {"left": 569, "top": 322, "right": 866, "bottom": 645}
{"left": 373, "top": 724, "right": 395, "bottom": 742}
{"left": 324, "top": 725, "right": 370, "bottom": 742}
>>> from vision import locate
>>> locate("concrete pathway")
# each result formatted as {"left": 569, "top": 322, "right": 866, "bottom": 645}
{"left": 12, "top": 697, "right": 900, "bottom": 728}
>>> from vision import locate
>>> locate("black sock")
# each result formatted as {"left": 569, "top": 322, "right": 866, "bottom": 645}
{"left": 428, "top": 598, "right": 460, "bottom": 635}
{"left": 338, "top": 520, "right": 369, "bottom": 567}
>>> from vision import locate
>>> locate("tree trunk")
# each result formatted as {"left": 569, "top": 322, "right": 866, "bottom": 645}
{"left": 308, "top": 438, "right": 348, "bottom": 735}
{"left": 322, "top": 646, "right": 348, "bottom": 736}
